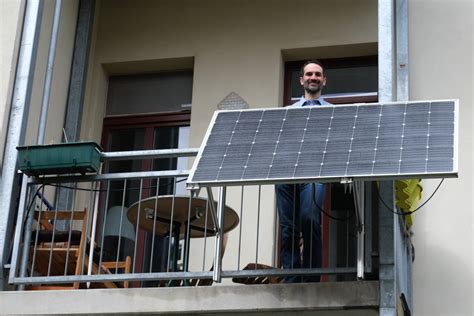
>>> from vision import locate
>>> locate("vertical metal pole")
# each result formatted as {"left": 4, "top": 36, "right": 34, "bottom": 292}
{"left": 17, "top": 0, "right": 63, "bottom": 289}
{"left": 395, "top": 215, "right": 409, "bottom": 310}
{"left": 213, "top": 187, "right": 226, "bottom": 282}
{"left": 87, "top": 181, "right": 100, "bottom": 288}
{"left": 379, "top": 0, "right": 396, "bottom": 103}
{"left": 205, "top": 187, "right": 219, "bottom": 233}
{"left": 37, "top": 0, "right": 62, "bottom": 145}
{"left": 237, "top": 186, "right": 244, "bottom": 269}
{"left": 379, "top": 0, "right": 397, "bottom": 314}
{"left": 202, "top": 199, "right": 209, "bottom": 271}
{"left": 396, "top": 0, "right": 412, "bottom": 309}
{"left": 255, "top": 186, "right": 261, "bottom": 265}
{"left": 9, "top": 175, "right": 30, "bottom": 290}
{"left": 183, "top": 196, "right": 192, "bottom": 272}
{"left": 396, "top": 0, "right": 409, "bottom": 102}
{"left": 364, "top": 181, "right": 373, "bottom": 274}
{"left": 81, "top": 182, "right": 95, "bottom": 277}
{"left": 378, "top": 181, "right": 396, "bottom": 316}
{"left": 166, "top": 179, "right": 177, "bottom": 272}
{"left": 0, "top": 0, "right": 43, "bottom": 290}
{"left": 30, "top": 185, "right": 46, "bottom": 276}
{"left": 98, "top": 181, "right": 110, "bottom": 271}
{"left": 355, "top": 181, "right": 365, "bottom": 279}
{"left": 149, "top": 178, "right": 160, "bottom": 272}
{"left": 18, "top": 187, "right": 37, "bottom": 291}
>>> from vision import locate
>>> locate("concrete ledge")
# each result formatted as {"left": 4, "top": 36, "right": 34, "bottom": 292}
{"left": 1, "top": 281, "right": 379, "bottom": 315}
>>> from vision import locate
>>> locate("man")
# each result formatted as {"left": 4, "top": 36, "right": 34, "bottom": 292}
{"left": 276, "top": 60, "right": 330, "bottom": 282}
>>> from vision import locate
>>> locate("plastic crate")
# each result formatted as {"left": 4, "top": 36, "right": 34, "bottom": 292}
{"left": 17, "top": 142, "right": 103, "bottom": 176}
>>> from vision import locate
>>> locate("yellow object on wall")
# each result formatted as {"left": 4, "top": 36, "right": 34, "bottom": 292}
{"left": 395, "top": 179, "right": 423, "bottom": 228}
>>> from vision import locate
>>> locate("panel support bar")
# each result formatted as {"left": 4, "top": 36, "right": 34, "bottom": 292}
{"left": 213, "top": 187, "right": 226, "bottom": 282}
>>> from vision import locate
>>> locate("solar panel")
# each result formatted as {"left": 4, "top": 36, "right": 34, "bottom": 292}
{"left": 188, "top": 100, "right": 458, "bottom": 187}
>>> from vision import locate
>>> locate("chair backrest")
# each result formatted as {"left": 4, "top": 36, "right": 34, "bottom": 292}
{"left": 29, "top": 208, "right": 132, "bottom": 290}
{"left": 33, "top": 208, "right": 87, "bottom": 248}
{"left": 28, "top": 208, "right": 88, "bottom": 290}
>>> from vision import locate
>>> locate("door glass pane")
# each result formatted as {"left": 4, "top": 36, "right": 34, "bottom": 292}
{"left": 105, "top": 128, "right": 145, "bottom": 207}
{"left": 102, "top": 128, "right": 145, "bottom": 263}
{"left": 150, "top": 126, "right": 180, "bottom": 196}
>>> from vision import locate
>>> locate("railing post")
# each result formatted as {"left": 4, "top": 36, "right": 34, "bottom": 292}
{"left": 213, "top": 187, "right": 226, "bottom": 282}
{"left": 9, "top": 175, "right": 30, "bottom": 289}
{"left": 354, "top": 181, "right": 365, "bottom": 279}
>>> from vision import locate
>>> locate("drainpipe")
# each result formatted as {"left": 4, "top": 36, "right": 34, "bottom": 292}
{"left": 17, "top": 0, "right": 63, "bottom": 290}
{"left": 0, "top": 0, "right": 43, "bottom": 290}
{"left": 395, "top": 0, "right": 412, "bottom": 310}
{"left": 378, "top": 0, "right": 397, "bottom": 315}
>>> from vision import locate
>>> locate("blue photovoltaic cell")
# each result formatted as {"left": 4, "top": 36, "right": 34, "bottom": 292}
{"left": 189, "top": 100, "right": 457, "bottom": 186}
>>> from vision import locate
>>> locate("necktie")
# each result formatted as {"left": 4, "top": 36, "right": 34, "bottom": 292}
{"left": 303, "top": 99, "right": 320, "bottom": 106}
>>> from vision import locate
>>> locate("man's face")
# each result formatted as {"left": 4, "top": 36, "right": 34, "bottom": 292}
{"left": 300, "top": 63, "right": 327, "bottom": 95}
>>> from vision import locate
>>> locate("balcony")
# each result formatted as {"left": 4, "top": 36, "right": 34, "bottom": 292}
{"left": 3, "top": 147, "right": 408, "bottom": 315}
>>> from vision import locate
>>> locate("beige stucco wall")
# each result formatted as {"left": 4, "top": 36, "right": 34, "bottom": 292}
{"left": 409, "top": 1, "right": 473, "bottom": 315}
{"left": 84, "top": 0, "right": 377, "bottom": 144}
{"left": 82, "top": 0, "right": 377, "bottom": 272}
{"left": 0, "top": 0, "right": 78, "bottom": 157}
{"left": 0, "top": 0, "right": 25, "bottom": 165}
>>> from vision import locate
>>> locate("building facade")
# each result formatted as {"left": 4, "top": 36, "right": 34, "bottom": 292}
{"left": 0, "top": 0, "right": 472, "bottom": 315}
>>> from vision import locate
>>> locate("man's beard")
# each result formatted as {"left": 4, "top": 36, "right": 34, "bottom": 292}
{"left": 304, "top": 80, "right": 323, "bottom": 94}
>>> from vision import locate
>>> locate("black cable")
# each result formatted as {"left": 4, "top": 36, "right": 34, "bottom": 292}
{"left": 22, "top": 184, "right": 46, "bottom": 229}
{"left": 46, "top": 177, "right": 188, "bottom": 192}
{"left": 376, "top": 178, "right": 445, "bottom": 215}
{"left": 23, "top": 177, "right": 187, "bottom": 225}
{"left": 311, "top": 183, "right": 355, "bottom": 221}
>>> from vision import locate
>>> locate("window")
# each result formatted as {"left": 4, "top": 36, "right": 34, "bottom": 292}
{"left": 283, "top": 55, "right": 378, "bottom": 105}
{"left": 102, "top": 70, "right": 193, "bottom": 203}
{"left": 106, "top": 71, "right": 193, "bottom": 116}
{"left": 99, "top": 70, "right": 192, "bottom": 279}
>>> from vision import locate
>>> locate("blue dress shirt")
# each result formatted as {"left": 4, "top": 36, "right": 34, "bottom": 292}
{"left": 287, "top": 96, "right": 331, "bottom": 108}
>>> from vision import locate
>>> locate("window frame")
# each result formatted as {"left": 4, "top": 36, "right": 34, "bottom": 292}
{"left": 99, "top": 111, "right": 191, "bottom": 279}
{"left": 283, "top": 55, "right": 378, "bottom": 106}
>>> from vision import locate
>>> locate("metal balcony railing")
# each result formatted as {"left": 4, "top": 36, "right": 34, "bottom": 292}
{"left": 9, "top": 148, "right": 366, "bottom": 289}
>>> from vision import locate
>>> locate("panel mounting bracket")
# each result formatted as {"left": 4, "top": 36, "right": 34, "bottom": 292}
{"left": 340, "top": 177, "right": 353, "bottom": 184}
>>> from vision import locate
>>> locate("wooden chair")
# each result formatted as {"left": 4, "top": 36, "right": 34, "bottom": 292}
{"left": 232, "top": 263, "right": 283, "bottom": 285}
{"left": 27, "top": 208, "right": 131, "bottom": 290}
{"left": 170, "top": 233, "right": 229, "bottom": 287}
{"left": 190, "top": 233, "right": 229, "bottom": 287}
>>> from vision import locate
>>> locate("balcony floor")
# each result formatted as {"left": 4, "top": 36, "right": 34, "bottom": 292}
{"left": 1, "top": 281, "right": 379, "bottom": 315}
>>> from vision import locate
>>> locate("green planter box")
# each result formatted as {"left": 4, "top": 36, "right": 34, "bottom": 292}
{"left": 17, "top": 142, "right": 103, "bottom": 176}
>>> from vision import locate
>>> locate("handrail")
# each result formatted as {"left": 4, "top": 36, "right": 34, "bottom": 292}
{"left": 101, "top": 148, "right": 199, "bottom": 161}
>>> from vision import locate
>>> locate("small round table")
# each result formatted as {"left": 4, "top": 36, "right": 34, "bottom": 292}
{"left": 127, "top": 195, "right": 239, "bottom": 273}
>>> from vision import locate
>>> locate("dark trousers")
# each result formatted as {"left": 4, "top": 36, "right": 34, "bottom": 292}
{"left": 276, "top": 183, "right": 325, "bottom": 282}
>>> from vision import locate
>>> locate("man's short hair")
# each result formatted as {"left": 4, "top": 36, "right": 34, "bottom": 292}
{"left": 300, "top": 59, "right": 326, "bottom": 77}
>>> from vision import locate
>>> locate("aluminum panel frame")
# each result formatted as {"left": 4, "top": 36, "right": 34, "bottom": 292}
{"left": 188, "top": 100, "right": 458, "bottom": 188}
